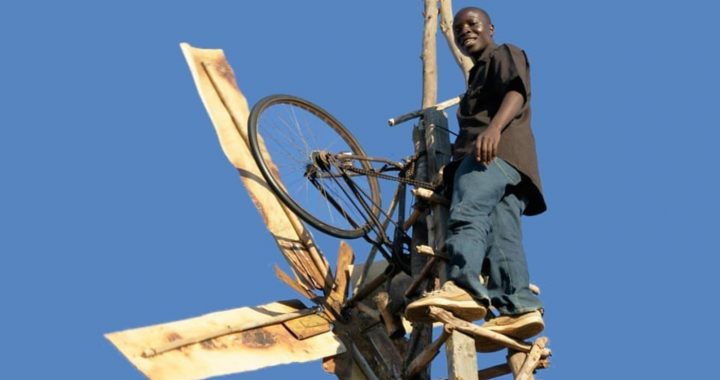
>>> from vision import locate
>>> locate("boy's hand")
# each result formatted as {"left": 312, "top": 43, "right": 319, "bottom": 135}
{"left": 475, "top": 126, "right": 501, "bottom": 165}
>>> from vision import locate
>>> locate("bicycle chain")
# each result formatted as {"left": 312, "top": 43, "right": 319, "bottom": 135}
{"left": 344, "top": 164, "right": 435, "bottom": 189}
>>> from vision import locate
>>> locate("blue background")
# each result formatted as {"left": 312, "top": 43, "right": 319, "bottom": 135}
{"left": 1, "top": 1, "right": 718, "bottom": 378}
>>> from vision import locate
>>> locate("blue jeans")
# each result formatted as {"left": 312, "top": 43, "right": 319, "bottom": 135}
{"left": 446, "top": 156, "right": 542, "bottom": 315}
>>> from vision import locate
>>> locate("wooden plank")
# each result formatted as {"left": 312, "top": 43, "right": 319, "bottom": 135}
{"left": 273, "top": 264, "right": 316, "bottom": 301}
{"left": 325, "top": 241, "right": 355, "bottom": 318}
{"left": 446, "top": 330, "right": 478, "bottom": 380}
{"left": 106, "top": 300, "right": 345, "bottom": 380}
{"left": 180, "top": 43, "right": 331, "bottom": 293}
{"left": 141, "top": 307, "right": 317, "bottom": 358}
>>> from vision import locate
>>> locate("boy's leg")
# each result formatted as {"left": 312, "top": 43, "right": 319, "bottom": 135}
{"left": 406, "top": 157, "right": 519, "bottom": 322}
{"left": 475, "top": 189, "right": 543, "bottom": 349}
{"left": 485, "top": 191, "right": 543, "bottom": 315}
{"left": 445, "top": 157, "right": 522, "bottom": 304}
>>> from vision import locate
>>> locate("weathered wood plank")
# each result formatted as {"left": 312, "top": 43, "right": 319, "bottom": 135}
{"left": 180, "top": 43, "right": 331, "bottom": 293}
{"left": 326, "top": 241, "right": 355, "bottom": 318}
{"left": 446, "top": 330, "right": 478, "bottom": 380}
{"left": 106, "top": 300, "right": 345, "bottom": 380}
{"left": 273, "top": 264, "right": 316, "bottom": 301}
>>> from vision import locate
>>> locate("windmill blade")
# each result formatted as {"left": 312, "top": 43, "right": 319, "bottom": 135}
{"left": 106, "top": 299, "right": 345, "bottom": 379}
{"left": 180, "top": 42, "right": 332, "bottom": 294}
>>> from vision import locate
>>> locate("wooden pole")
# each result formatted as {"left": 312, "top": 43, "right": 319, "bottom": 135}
{"left": 422, "top": 0, "right": 439, "bottom": 108}
{"left": 438, "top": 0, "right": 473, "bottom": 81}
{"left": 404, "top": 2, "right": 442, "bottom": 379}
{"left": 421, "top": 2, "right": 476, "bottom": 379}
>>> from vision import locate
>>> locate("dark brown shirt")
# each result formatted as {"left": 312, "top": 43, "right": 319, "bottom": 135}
{"left": 453, "top": 43, "right": 546, "bottom": 216}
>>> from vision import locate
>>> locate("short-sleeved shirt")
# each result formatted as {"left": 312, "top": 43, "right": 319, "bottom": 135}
{"left": 453, "top": 43, "right": 547, "bottom": 216}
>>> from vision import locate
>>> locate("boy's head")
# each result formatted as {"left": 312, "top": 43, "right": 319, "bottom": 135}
{"left": 453, "top": 7, "right": 495, "bottom": 59}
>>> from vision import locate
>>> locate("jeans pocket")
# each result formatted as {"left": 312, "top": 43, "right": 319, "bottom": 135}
{"left": 495, "top": 158, "right": 522, "bottom": 186}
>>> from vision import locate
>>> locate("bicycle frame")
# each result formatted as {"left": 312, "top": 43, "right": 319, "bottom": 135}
{"left": 306, "top": 151, "right": 416, "bottom": 275}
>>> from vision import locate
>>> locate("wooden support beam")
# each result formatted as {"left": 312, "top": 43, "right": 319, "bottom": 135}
{"left": 412, "top": 187, "right": 450, "bottom": 207}
{"left": 388, "top": 96, "right": 461, "bottom": 127}
{"left": 446, "top": 330, "right": 478, "bottom": 380}
{"left": 346, "top": 265, "right": 396, "bottom": 308}
{"left": 507, "top": 350, "right": 529, "bottom": 379}
{"left": 404, "top": 257, "right": 438, "bottom": 298}
{"left": 351, "top": 343, "right": 381, "bottom": 380}
{"left": 516, "top": 337, "right": 549, "bottom": 380}
{"left": 366, "top": 325, "right": 405, "bottom": 379}
{"left": 428, "top": 307, "right": 535, "bottom": 353}
{"left": 415, "top": 244, "right": 450, "bottom": 260}
{"left": 477, "top": 357, "right": 550, "bottom": 380}
{"left": 374, "top": 292, "right": 406, "bottom": 339}
{"left": 405, "top": 329, "right": 451, "bottom": 379}
{"left": 477, "top": 363, "right": 512, "bottom": 380}
{"left": 422, "top": 0, "right": 439, "bottom": 108}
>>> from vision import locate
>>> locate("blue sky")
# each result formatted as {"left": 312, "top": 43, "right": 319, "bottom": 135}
{"left": 1, "top": 1, "right": 719, "bottom": 379}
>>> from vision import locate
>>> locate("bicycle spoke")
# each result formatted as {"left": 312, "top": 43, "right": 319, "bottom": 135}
{"left": 249, "top": 95, "right": 382, "bottom": 239}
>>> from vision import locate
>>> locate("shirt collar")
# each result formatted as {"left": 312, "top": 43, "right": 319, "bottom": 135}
{"left": 467, "top": 42, "right": 497, "bottom": 85}
{"left": 475, "top": 42, "right": 498, "bottom": 65}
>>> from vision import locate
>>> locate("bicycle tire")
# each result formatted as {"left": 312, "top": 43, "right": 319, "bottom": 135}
{"left": 248, "top": 94, "right": 382, "bottom": 239}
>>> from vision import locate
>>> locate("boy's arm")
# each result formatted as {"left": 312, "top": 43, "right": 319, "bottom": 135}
{"left": 474, "top": 89, "right": 524, "bottom": 164}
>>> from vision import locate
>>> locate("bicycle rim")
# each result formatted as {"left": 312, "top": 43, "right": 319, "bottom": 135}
{"left": 248, "top": 95, "right": 381, "bottom": 239}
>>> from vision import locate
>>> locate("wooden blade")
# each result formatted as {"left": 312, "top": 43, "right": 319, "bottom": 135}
{"left": 105, "top": 300, "right": 345, "bottom": 380}
{"left": 180, "top": 42, "right": 331, "bottom": 293}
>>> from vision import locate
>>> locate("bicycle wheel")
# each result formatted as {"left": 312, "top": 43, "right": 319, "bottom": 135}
{"left": 248, "top": 94, "right": 381, "bottom": 239}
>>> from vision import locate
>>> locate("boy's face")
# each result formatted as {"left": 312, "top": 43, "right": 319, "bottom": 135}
{"left": 453, "top": 8, "right": 494, "bottom": 59}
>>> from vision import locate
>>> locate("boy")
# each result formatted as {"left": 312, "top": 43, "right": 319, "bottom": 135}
{"left": 405, "top": 7, "right": 546, "bottom": 345}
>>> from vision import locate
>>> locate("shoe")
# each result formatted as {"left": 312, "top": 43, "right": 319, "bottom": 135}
{"left": 475, "top": 310, "right": 545, "bottom": 352}
{"left": 405, "top": 281, "right": 487, "bottom": 323}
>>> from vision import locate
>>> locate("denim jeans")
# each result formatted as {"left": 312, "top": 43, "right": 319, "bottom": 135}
{"left": 446, "top": 156, "right": 542, "bottom": 315}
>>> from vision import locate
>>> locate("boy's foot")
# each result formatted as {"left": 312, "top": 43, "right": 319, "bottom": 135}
{"left": 405, "top": 281, "right": 487, "bottom": 323}
{"left": 475, "top": 310, "right": 545, "bottom": 352}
